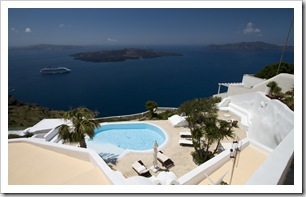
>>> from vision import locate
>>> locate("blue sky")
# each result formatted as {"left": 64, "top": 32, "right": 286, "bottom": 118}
{"left": 8, "top": 8, "right": 294, "bottom": 46}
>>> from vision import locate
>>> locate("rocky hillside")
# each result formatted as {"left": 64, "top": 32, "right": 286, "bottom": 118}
{"left": 8, "top": 95, "right": 65, "bottom": 128}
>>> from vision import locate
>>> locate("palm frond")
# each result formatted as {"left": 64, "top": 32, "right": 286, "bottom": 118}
{"left": 58, "top": 107, "right": 101, "bottom": 147}
{"left": 58, "top": 124, "right": 73, "bottom": 143}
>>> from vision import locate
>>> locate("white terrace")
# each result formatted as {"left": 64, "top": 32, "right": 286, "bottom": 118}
{"left": 6, "top": 89, "right": 295, "bottom": 192}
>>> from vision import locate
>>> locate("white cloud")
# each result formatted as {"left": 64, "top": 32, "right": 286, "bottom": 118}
{"left": 25, "top": 27, "right": 32, "bottom": 33}
{"left": 11, "top": 27, "right": 18, "bottom": 33}
{"left": 59, "top": 24, "right": 72, "bottom": 29}
{"left": 243, "top": 22, "right": 261, "bottom": 34}
{"left": 107, "top": 38, "right": 118, "bottom": 42}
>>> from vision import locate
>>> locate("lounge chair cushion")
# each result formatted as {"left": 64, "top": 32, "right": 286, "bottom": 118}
{"left": 180, "top": 131, "right": 192, "bottom": 137}
{"left": 157, "top": 152, "right": 169, "bottom": 163}
{"left": 179, "top": 139, "right": 193, "bottom": 146}
{"left": 157, "top": 151, "right": 175, "bottom": 168}
{"left": 135, "top": 165, "right": 147, "bottom": 173}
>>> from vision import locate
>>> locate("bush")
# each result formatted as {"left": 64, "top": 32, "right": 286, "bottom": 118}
{"left": 191, "top": 150, "right": 214, "bottom": 165}
{"left": 8, "top": 131, "right": 34, "bottom": 139}
{"left": 8, "top": 134, "right": 22, "bottom": 139}
{"left": 255, "top": 62, "right": 294, "bottom": 79}
{"left": 23, "top": 131, "right": 34, "bottom": 138}
{"left": 157, "top": 110, "right": 176, "bottom": 120}
{"left": 145, "top": 100, "right": 158, "bottom": 117}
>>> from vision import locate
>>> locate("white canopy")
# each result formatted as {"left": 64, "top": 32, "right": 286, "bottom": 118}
{"left": 168, "top": 115, "right": 189, "bottom": 127}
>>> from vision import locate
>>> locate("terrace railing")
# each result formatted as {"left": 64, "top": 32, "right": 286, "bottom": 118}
{"left": 95, "top": 107, "right": 177, "bottom": 121}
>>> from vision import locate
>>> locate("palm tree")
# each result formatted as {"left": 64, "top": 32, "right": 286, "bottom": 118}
{"left": 202, "top": 118, "right": 219, "bottom": 162}
{"left": 212, "top": 120, "right": 235, "bottom": 155}
{"left": 58, "top": 107, "right": 100, "bottom": 148}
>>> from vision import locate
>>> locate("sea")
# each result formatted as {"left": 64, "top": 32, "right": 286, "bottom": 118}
{"left": 8, "top": 45, "right": 294, "bottom": 117}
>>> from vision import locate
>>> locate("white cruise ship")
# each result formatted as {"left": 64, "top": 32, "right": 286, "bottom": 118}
{"left": 40, "top": 67, "right": 71, "bottom": 74}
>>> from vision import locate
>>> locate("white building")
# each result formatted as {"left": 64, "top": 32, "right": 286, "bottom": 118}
{"left": 216, "top": 73, "right": 294, "bottom": 99}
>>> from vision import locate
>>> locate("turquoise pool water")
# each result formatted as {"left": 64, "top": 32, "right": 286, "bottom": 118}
{"left": 86, "top": 122, "right": 166, "bottom": 153}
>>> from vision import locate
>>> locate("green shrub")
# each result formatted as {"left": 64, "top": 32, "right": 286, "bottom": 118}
{"left": 8, "top": 134, "right": 22, "bottom": 139}
{"left": 8, "top": 131, "right": 34, "bottom": 139}
{"left": 145, "top": 100, "right": 158, "bottom": 117}
{"left": 157, "top": 110, "right": 176, "bottom": 120}
{"left": 191, "top": 150, "right": 214, "bottom": 165}
{"left": 255, "top": 62, "right": 294, "bottom": 79}
{"left": 23, "top": 131, "right": 34, "bottom": 138}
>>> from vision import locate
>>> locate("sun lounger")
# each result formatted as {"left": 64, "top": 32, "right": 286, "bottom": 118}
{"left": 179, "top": 139, "right": 193, "bottom": 146}
{"left": 157, "top": 151, "right": 174, "bottom": 169}
{"left": 179, "top": 131, "right": 192, "bottom": 138}
{"left": 131, "top": 160, "right": 152, "bottom": 177}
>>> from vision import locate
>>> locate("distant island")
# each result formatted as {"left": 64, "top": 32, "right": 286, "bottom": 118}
{"left": 70, "top": 48, "right": 183, "bottom": 63}
{"left": 206, "top": 41, "right": 294, "bottom": 51}
{"left": 9, "top": 44, "right": 83, "bottom": 51}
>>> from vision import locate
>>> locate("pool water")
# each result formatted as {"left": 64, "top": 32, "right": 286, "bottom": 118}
{"left": 86, "top": 122, "right": 166, "bottom": 154}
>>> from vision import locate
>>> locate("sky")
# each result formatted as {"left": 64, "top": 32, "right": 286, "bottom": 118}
{"left": 8, "top": 8, "right": 294, "bottom": 47}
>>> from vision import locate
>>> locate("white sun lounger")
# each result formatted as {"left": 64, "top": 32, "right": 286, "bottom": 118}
{"left": 179, "top": 131, "right": 192, "bottom": 138}
{"left": 179, "top": 139, "right": 193, "bottom": 146}
{"left": 157, "top": 151, "right": 174, "bottom": 168}
{"left": 131, "top": 160, "right": 151, "bottom": 177}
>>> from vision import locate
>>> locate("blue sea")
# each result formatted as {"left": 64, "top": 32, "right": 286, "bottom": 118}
{"left": 8, "top": 45, "right": 294, "bottom": 117}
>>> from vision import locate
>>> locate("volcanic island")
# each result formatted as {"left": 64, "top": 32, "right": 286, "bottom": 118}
{"left": 70, "top": 48, "right": 182, "bottom": 63}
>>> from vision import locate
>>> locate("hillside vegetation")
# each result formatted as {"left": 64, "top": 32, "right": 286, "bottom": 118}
{"left": 254, "top": 62, "right": 294, "bottom": 79}
{"left": 8, "top": 95, "right": 65, "bottom": 129}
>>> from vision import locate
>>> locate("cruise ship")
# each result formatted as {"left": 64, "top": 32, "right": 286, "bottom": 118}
{"left": 40, "top": 67, "right": 71, "bottom": 74}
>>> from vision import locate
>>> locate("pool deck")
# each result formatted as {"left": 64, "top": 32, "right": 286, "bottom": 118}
{"left": 108, "top": 111, "right": 247, "bottom": 179}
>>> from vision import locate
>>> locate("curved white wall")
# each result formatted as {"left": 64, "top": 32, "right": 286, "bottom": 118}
{"left": 224, "top": 73, "right": 294, "bottom": 97}
{"left": 242, "top": 74, "right": 266, "bottom": 88}
{"left": 219, "top": 92, "right": 294, "bottom": 149}
{"left": 252, "top": 73, "right": 294, "bottom": 93}
{"left": 248, "top": 99, "right": 294, "bottom": 149}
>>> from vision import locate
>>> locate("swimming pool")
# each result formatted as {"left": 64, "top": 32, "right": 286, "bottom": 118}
{"left": 86, "top": 122, "right": 167, "bottom": 155}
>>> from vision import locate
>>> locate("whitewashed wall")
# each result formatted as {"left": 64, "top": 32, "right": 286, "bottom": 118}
{"left": 242, "top": 74, "right": 266, "bottom": 88}
{"left": 224, "top": 73, "right": 294, "bottom": 97}
{"left": 219, "top": 92, "right": 294, "bottom": 149}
